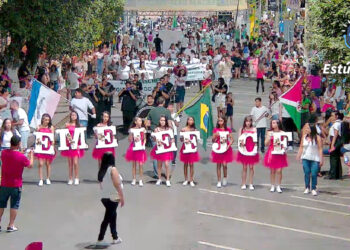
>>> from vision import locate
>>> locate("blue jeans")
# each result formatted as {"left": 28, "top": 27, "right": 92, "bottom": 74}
{"left": 80, "top": 120, "right": 88, "bottom": 127}
{"left": 20, "top": 130, "right": 29, "bottom": 149}
{"left": 257, "top": 127, "right": 266, "bottom": 152}
{"left": 302, "top": 159, "right": 319, "bottom": 190}
{"left": 151, "top": 140, "right": 158, "bottom": 178}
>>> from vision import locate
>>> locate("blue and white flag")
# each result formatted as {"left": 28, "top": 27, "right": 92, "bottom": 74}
{"left": 28, "top": 79, "right": 61, "bottom": 128}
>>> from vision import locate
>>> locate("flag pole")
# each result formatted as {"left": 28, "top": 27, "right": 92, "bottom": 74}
{"left": 176, "top": 81, "right": 213, "bottom": 116}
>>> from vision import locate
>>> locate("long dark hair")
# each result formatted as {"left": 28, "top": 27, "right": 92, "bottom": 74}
{"left": 269, "top": 119, "right": 283, "bottom": 131}
{"left": 186, "top": 116, "right": 196, "bottom": 129}
{"left": 41, "top": 113, "right": 52, "bottom": 128}
{"left": 0, "top": 118, "right": 15, "bottom": 142}
{"left": 308, "top": 123, "right": 318, "bottom": 143}
{"left": 69, "top": 111, "right": 80, "bottom": 127}
{"left": 101, "top": 111, "right": 112, "bottom": 126}
{"left": 242, "top": 115, "right": 253, "bottom": 130}
{"left": 157, "top": 115, "right": 170, "bottom": 129}
{"left": 216, "top": 115, "right": 227, "bottom": 129}
{"left": 98, "top": 152, "right": 115, "bottom": 182}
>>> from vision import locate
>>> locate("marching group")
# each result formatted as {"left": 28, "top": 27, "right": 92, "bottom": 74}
{"left": 0, "top": 14, "right": 350, "bottom": 243}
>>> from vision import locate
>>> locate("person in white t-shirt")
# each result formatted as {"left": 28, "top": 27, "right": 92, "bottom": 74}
{"left": 167, "top": 103, "right": 180, "bottom": 168}
{"left": 117, "top": 60, "right": 130, "bottom": 80}
{"left": 0, "top": 118, "right": 21, "bottom": 149}
{"left": 250, "top": 97, "right": 270, "bottom": 153}
{"left": 10, "top": 100, "right": 30, "bottom": 149}
{"left": 153, "top": 60, "right": 167, "bottom": 79}
{"left": 167, "top": 44, "right": 178, "bottom": 60}
{"left": 70, "top": 89, "right": 96, "bottom": 127}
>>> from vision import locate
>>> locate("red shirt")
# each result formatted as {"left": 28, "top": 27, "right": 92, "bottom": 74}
{"left": 1, "top": 150, "right": 30, "bottom": 187}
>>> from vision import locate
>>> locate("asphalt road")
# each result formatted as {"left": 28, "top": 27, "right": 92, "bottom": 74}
{"left": 1, "top": 78, "right": 350, "bottom": 250}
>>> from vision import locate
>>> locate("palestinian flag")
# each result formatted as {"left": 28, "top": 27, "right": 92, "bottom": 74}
{"left": 279, "top": 77, "right": 302, "bottom": 130}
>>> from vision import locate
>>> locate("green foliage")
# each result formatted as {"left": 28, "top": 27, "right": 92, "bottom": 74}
{"left": 307, "top": 0, "right": 350, "bottom": 66}
{"left": 0, "top": 0, "right": 123, "bottom": 66}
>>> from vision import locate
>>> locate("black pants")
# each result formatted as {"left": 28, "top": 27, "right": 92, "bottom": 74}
{"left": 329, "top": 139, "right": 343, "bottom": 179}
{"left": 122, "top": 110, "right": 135, "bottom": 132}
{"left": 87, "top": 117, "right": 97, "bottom": 137}
{"left": 256, "top": 78, "right": 264, "bottom": 93}
{"left": 98, "top": 199, "right": 119, "bottom": 241}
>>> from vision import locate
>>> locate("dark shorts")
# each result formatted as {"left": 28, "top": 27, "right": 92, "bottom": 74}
{"left": 175, "top": 86, "right": 185, "bottom": 103}
{"left": 0, "top": 187, "right": 22, "bottom": 209}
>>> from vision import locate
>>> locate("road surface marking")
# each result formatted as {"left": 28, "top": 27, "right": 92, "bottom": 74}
{"left": 198, "top": 241, "right": 243, "bottom": 250}
{"left": 198, "top": 211, "right": 350, "bottom": 242}
{"left": 199, "top": 188, "right": 350, "bottom": 216}
{"left": 291, "top": 196, "right": 350, "bottom": 207}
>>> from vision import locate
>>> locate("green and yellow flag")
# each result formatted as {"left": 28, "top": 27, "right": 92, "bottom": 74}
{"left": 184, "top": 88, "right": 214, "bottom": 150}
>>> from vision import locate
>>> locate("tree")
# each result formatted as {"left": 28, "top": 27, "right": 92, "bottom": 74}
{"left": 307, "top": 0, "right": 350, "bottom": 68}
{"left": 0, "top": 0, "right": 123, "bottom": 67}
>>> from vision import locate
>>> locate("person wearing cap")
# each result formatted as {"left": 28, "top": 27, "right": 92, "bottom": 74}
{"left": 0, "top": 135, "right": 34, "bottom": 232}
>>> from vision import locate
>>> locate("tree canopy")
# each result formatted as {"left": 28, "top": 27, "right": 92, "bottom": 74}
{"left": 307, "top": 0, "right": 350, "bottom": 67}
{"left": 0, "top": 0, "right": 123, "bottom": 66}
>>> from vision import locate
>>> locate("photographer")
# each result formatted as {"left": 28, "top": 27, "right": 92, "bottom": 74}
{"left": 0, "top": 135, "right": 34, "bottom": 232}
{"left": 118, "top": 81, "right": 140, "bottom": 134}
{"left": 152, "top": 79, "right": 170, "bottom": 107}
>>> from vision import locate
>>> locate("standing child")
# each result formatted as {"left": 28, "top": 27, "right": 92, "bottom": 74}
{"left": 125, "top": 117, "right": 147, "bottom": 187}
{"left": 61, "top": 111, "right": 85, "bottom": 185}
{"left": 179, "top": 117, "right": 200, "bottom": 187}
{"left": 150, "top": 115, "right": 175, "bottom": 187}
{"left": 236, "top": 116, "right": 260, "bottom": 190}
{"left": 167, "top": 103, "right": 180, "bottom": 169}
{"left": 264, "top": 119, "right": 289, "bottom": 193}
{"left": 225, "top": 92, "right": 235, "bottom": 131}
{"left": 92, "top": 112, "right": 115, "bottom": 168}
{"left": 211, "top": 115, "right": 235, "bottom": 188}
{"left": 34, "top": 114, "right": 55, "bottom": 186}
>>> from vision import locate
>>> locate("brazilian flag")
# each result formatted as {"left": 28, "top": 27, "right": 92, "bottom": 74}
{"left": 184, "top": 88, "right": 214, "bottom": 150}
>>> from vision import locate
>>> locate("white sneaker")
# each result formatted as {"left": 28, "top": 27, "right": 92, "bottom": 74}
{"left": 276, "top": 186, "right": 282, "bottom": 193}
{"left": 112, "top": 237, "right": 122, "bottom": 244}
{"left": 249, "top": 184, "right": 255, "bottom": 190}
{"left": 139, "top": 180, "right": 143, "bottom": 187}
{"left": 241, "top": 184, "right": 247, "bottom": 190}
{"left": 156, "top": 179, "right": 162, "bottom": 186}
{"left": 311, "top": 190, "right": 318, "bottom": 196}
{"left": 287, "top": 146, "right": 294, "bottom": 151}
{"left": 304, "top": 188, "right": 310, "bottom": 194}
{"left": 270, "top": 185, "right": 275, "bottom": 192}
{"left": 38, "top": 180, "right": 43, "bottom": 186}
{"left": 74, "top": 178, "right": 79, "bottom": 185}
{"left": 190, "top": 181, "right": 195, "bottom": 187}
{"left": 222, "top": 178, "right": 227, "bottom": 186}
{"left": 217, "top": 182, "right": 222, "bottom": 188}
{"left": 131, "top": 179, "right": 136, "bottom": 186}
{"left": 182, "top": 180, "right": 188, "bottom": 186}
{"left": 45, "top": 179, "right": 51, "bottom": 185}
{"left": 166, "top": 180, "right": 171, "bottom": 187}
{"left": 67, "top": 179, "right": 73, "bottom": 185}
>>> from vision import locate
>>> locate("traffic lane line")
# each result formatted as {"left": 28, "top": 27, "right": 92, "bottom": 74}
{"left": 198, "top": 241, "right": 244, "bottom": 250}
{"left": 197, "top": 211, "right": 350, "bottom": 243}
{"left": 199, "top": 188, "right": 350, "bottom": 216}
{"left": 291, "top": 195, "right": 350, "bottom": 208}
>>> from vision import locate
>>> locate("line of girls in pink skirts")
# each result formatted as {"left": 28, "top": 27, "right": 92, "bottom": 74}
{"left": 33, "top": 111, "right": 288, "bottom": 192}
